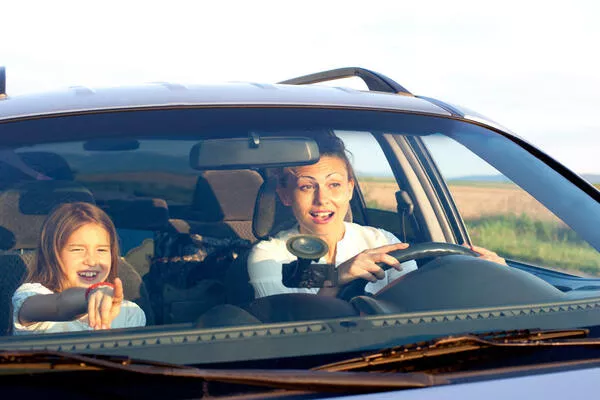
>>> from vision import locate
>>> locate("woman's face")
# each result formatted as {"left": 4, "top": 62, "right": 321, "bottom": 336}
{"left": 277, "top": 155, "right": 354, "bottom": 239}
{"left": 59, "top": 222, "right": 112, "bottom": 289}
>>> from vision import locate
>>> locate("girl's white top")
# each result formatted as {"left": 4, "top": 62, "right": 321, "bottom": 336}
{"left": 12, "top": 282, "right": 146, "bottom": 335}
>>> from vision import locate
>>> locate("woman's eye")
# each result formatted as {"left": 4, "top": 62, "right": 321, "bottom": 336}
{"left": 329, "top": 182, "right": 342, "bottom": 189}
{"left": 70, "top": 248, "right": 83, "bottom": 252}
{"left": 299, "top": 184, "right": 314, "bottom": 191}
{"left": 98, "top": 248, "right": 110, "bottom": 253}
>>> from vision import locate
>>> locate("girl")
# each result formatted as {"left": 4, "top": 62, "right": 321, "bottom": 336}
{"left": 248, "top": 134, "right": 505, "bottom": 298}
{"left": 12, "top": 202, "right": 146, "bottom": 335}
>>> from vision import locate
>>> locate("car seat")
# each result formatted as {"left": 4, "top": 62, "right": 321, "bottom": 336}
{"left": 147, "top": 170, "right": 263, "bottom": 325}
{"left": 102, "top": 197, "right": 170, "bottom": 279}
{"left": 180, "top": 169, "right": 264, "bottom": 241}
{"left": 224, "top": 176, "right": 289, "bottom": 306}
{"left": 0, "top": 180, "right": 154, "bottom": 334}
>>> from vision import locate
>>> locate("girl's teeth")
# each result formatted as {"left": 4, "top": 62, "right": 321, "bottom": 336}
{"left": 78, "top": 272, "right": 98, "bottom": 277}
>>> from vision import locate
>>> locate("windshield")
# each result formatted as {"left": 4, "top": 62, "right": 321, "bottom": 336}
{"left": 0, "top": 107, "right": 599, "bottom": 367}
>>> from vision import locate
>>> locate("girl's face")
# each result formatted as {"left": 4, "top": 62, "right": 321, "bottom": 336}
{"left": 277, "top": 155, "right": 354, "bottom": 239}
{"left": 59, "top": 222, "right": 112, "bottom": 289}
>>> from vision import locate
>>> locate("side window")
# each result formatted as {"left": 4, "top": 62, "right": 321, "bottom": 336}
{"left": 336, "top": 131, "right": 400, "bottom": 212}
{"left": 336, "top": 131, "right": 418, "bottom": 241}
{"left": 421, "top": 134, "right": 600, "bottom": 276}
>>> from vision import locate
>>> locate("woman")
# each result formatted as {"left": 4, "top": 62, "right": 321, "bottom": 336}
{"left": 248, "top": 134, "right": 505, "bottom": 299}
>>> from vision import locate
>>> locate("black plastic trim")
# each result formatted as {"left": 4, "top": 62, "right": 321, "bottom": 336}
{"left": 3, "top": 298, "right": 600, "bottom": 365}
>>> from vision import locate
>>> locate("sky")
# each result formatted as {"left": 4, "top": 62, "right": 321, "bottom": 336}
{"left": 2, "top": 0, "right": 600, "bottom": 174}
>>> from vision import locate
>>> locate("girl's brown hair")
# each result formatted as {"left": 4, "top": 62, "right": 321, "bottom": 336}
{"left": 26, "top": 202, "right": 120, "bottom": 291}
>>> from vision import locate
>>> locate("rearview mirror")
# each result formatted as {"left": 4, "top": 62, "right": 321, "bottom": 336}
{"left": 189, "top": 136, "right": 319, "bottom": 170}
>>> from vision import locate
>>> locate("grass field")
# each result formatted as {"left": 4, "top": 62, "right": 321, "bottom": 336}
{"left": 466, "top": 215, "right": 600, "bottom": 276}
{"left": 359, "top": 179, "right": 600, "bottom": 276}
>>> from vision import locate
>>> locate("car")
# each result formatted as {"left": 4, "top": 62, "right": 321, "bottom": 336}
{"left": 1, "top": 66, "right": 600, "bottom": 398}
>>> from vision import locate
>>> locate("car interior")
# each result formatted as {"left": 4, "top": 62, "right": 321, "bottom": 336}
{"left": 0, "top": 141, "right": 373, "bottom": 333}
{"left": 0, "top": 125, "right": 586, "bottom": 335}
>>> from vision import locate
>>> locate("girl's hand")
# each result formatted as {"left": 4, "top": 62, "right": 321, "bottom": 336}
{"left": 469, "top": 245, "right": 507, "bottom": 266}
{"left": 337, "top": 243, "right": 409, "bottom": 285}
{"left": 86, "top": 278, "right": 124, "bottom": 330}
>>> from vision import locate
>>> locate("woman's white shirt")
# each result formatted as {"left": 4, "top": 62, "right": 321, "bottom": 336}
{"left": 12, "top": 283, "right": 147, "bottom": 335}
{"left": 248, "top": 222, "right": 417, "bottom": 298}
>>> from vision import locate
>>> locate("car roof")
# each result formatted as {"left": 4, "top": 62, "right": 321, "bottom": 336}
{"left": 0, "top": 81, "right": 452, "bottom": 121}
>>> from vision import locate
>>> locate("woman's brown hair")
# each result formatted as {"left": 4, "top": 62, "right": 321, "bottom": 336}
{"left": 26, "top": 202, "right": 120, "bottom": 291}
{"left": 276, "top": 132, "right": 355, "bottom": 186}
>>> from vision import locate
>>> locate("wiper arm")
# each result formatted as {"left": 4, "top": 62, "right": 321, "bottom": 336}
{"left": 0, "top": 350, "right": 447, "bottom": 393}
{"left": 0, "top": 350, "right": 191, "bottom": 372}
{"left": 315, "top": 328, "right": 591, "bottom": 372}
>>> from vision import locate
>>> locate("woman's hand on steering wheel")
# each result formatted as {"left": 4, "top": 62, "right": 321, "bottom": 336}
{"left": 467, "top": 245, "right": 507, "bottom": 266}
{"left": 336, "top": 242, "right": 409, "bottom": 285}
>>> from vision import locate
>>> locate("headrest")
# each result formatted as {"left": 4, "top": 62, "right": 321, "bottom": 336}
{"left": 103, "top": 198, "right": 169, "bottom": 231}
{"left": 252, "top": 177, "right": 296, "bottom": 240}
{"left": 0, "top": 181, "right": 95, "bottom": 250}
{"left": 252, "top": 177, "right": 354, "bottom": 240}
{"left": 0, "top": 151, "right": 74, "bottom": 189}
{"left": 191, "top": 170, "right": 263, "bottom": 222}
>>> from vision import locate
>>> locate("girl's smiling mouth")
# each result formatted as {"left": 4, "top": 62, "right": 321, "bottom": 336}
{"left": 77, "top": 270, "right": 100, "bottom": 283}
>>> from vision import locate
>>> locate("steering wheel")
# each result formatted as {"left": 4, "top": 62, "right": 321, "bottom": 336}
{"left": 336, "top": 242, "right": 479, "bottom": 301}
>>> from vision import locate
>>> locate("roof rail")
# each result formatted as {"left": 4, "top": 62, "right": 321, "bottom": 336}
{"left": 278, "top": 67, "right": 412, "bottom": 95}
{"left": 0, "top": 66, "right": 6, "bottom": 99}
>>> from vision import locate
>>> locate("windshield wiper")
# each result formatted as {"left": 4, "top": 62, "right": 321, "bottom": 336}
{"left": 315, "top": 328, "right": 592, "bottom": 372}
{"left": 3, "top": 329, "right": 589, "bottom": 392}
{"left": 0, "top": 350, "right": 447, "bottom": 393}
